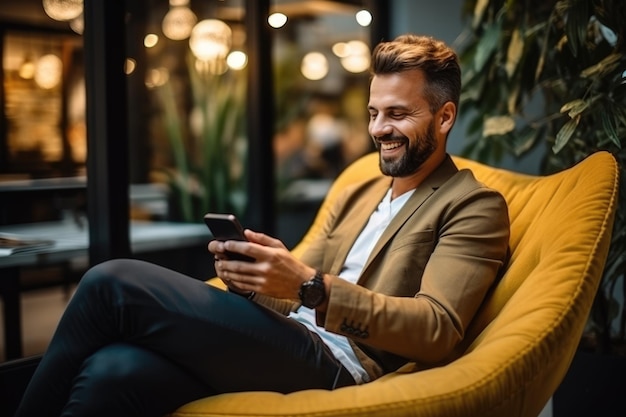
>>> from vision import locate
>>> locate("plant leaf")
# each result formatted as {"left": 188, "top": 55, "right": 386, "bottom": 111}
{"left": 472, "top": 0, "right": 490, "bottom": 29}
{"left": 564, "top": 0, "right": 590, "bottom": 58}
{"left": 580, "top": 52, "right": 623, "bottom": 78}
{"left": 474, "top": 22, "right": 502, "bottom": 73}
{"left": 512, "top": 126, "right": 541, "bottom": 156}
{"left": 560, "top": 98, "right": 588, "bottom": 118}
{"left": 553, "top": 116, "right": 580, "bottom": 153}
{"left": 534, "top": 20, "right": 551, "bottom": 82}
{"left": 614, "top": 105, "right": 626, "bottom": 129}
{"left": 600, "top": 106, "right": 622, "bottom": 148}
{"left": 505, "top": 28, "right": 524, "bottom": 78}
{"left": 483, "top": 115, "right": 516, "bottom": 136}
{"left": 507, "top": 81, "right": 520, "bottom": 114}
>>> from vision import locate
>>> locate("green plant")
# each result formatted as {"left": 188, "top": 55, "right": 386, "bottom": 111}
{"left": 157, "top": 54, "right": 247, "bottom": 222}
{"left": 458, "top": 0, "right": 626, "bottom": 353}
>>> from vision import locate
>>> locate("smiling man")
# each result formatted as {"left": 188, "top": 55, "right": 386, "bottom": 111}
{"left": 16, "top": 35, "right": 510, "bottom": 417}
{"left": 368, "top": 66, "right": 455, "bottom": 196}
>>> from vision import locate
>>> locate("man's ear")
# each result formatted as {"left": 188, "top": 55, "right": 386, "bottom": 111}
{"left": 437, "top": 101, "right": 456, "bottom": 136}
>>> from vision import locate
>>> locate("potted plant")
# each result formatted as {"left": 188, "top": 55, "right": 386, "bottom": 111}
{"left": 458, "top": 0, "right": 625, "bottom": 355}
{"left": 155, "top": 53, "right": 248, "bottom": 223}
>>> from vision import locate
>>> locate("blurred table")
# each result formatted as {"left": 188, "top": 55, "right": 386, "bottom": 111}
{"left": 0, "top": 219, "right": 210, "bottom": 360}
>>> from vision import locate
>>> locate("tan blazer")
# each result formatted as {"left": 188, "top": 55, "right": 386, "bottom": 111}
{"left": 255, "top": 155, "right": 510, "bottom": 380}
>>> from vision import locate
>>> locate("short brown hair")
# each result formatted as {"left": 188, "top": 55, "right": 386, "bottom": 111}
{"left": 370, "top": 34, "right": 461, "bottom": 114}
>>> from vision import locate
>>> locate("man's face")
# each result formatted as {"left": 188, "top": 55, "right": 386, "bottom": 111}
{"left": 367, "top": 70, "right": 442, "bottom": 177}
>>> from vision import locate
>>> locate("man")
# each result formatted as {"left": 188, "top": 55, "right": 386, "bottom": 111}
{"left": 15, "top": 34, "right": 509, "bottom": 416}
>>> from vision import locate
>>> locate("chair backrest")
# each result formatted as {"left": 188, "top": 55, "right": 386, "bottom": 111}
{"left": 448, "top": 152, "right": 618, "bottom": 416}
{"left": 451, "top": 153, "right": 617, "bottom": 353}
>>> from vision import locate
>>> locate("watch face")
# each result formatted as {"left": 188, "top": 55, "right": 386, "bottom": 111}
{"left": 299, "top": 273, "right": 325, "bottom": 308}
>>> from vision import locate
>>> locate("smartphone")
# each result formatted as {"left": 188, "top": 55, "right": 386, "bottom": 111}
{"left": 203, "top": 213, "right": 254, "bottom": 262}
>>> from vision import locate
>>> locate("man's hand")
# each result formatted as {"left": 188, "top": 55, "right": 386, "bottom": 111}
{"left": 208, "top": 229, "right": 318, "bottom": 301}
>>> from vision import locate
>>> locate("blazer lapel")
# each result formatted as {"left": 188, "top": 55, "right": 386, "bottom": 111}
{"left": 327, "top": 178, "right": 391, "bottom": 274}
{"left": 358, "top": 156, "right": 459, "bottom": 280}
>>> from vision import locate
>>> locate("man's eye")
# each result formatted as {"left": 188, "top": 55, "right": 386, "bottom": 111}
{"left": 390, "top": 113, "right": 405, "bottom": 119}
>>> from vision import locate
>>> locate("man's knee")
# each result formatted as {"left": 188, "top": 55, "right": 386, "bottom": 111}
{"left": 77, "top": 259, "right": 148, "bottom": 299}
{"left": 77, "top": 344, "right": 147, "bottom": 391}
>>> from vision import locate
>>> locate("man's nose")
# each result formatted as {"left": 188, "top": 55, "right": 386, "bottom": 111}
{"left": 369, "top": 117, "right": 393, "bottom": 138}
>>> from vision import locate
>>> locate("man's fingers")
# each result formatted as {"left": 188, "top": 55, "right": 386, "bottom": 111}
{"left": 244, "top": 230, "right": 286, "bottom": 249}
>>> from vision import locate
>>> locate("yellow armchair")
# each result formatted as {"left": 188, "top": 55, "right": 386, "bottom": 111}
{"left": 173, "top": 151, "right": 619, "bottom": 417}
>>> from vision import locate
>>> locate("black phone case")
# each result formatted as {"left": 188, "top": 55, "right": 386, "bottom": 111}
{"left": 203, "top": 213, "right": 254, "bottom": 261}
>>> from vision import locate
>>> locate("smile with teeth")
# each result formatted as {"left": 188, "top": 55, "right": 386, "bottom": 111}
{"left": 380, "top": 141, "right": 404, "bottom": 151}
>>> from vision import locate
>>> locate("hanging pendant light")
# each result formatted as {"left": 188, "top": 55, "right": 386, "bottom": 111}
{"left": 69, "top": 13, "right": 84, "bottom": 35}
{"left": 189, "top": 19, "right": 232, "bottom": 61}
{"left": 189, "top": 19, "right": 232, "bottom": 73}
{"left": 162, "top": 0, "right": 197, "bottom": 41}
{"left": 42, "top": 0, "right": 84, "bottom": 22}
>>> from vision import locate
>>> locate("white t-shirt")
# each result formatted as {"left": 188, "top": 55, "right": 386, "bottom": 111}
{"left": 288, "top": 187, "right": 415, "bottom": 384}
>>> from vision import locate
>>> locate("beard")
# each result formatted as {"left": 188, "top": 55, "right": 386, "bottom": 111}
{"left": 377, "top": 121, "right": 438, "bottom": 177}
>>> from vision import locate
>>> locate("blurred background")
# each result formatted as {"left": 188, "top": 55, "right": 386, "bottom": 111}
{"left": 0, "top": 2, "right": 624, "bottom": 416}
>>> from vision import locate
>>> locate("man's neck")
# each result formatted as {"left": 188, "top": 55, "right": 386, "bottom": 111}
{"left": 390, "top": 153, "right": 446, "bottom": 200}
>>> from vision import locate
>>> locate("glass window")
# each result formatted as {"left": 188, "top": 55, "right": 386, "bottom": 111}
{"left": 3, "top": 31, "right": 85, "bottom": 177}
{"left": 271, "top": 0, "right": 374, "bottom": 246}
{"left": 0, "top": 1, "right": 377, "bottom": 241}
{"left": 0, "top": 0, "right": 383, "bottom": 362}
{"left": 127, "top": 0, "right": 375, "bottom": 247}
{"left": 126, "top": 0, "right": 247, "bottom": 226}
{"left": 1, "top": 29, "right": 85, "bottom": 226}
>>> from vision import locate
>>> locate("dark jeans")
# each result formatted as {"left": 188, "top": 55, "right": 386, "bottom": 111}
{"left": 15, "top": 259, "right": 355, "bottom": 417}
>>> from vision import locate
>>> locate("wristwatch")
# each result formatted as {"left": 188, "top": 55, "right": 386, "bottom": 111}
{"left": 298, "top": 270, "right": 326, "bottom": 308}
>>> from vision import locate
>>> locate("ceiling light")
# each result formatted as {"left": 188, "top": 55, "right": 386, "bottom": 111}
{"left": 227, "top": 51, "right": 248, "bottom": 70}
{"left": 189, "top": 19, "right": 232, "bottom": 61}
{"left": 69, "top": 13, "right": 84, "bottom": 34}
{"left": 144, "top": 34, "right": 159, "bottom": 48}
{"left": 42, "top": 0, "right": 83, "bottom": 22}
{"left": 162, "top": 5, "right": 197, "bottom": 40}
{"left": 125, "top": 58, "right": 137, "bottom": 75}
{"left": 339, "top": 41, "right": 370, "bottom": 73}
{"left": 268, "top": 13, "right": 288, "bottom": 29}
{"left": 301, "top": 52, "right": 328, "bottom": 81}
{"left": 145, "top": 67, "right": 170, "bottom": 89}
{"left": 332, "top": 42, "right": 348, "bottom": 58}
{"left": 19, "top": 58, "right": 36, "bottom": 80}
{"left": 355, "top": 10, "right": 372, "bottom": 27}
{"left": 35, "top": 54, "right": 63, "bottom": 89}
